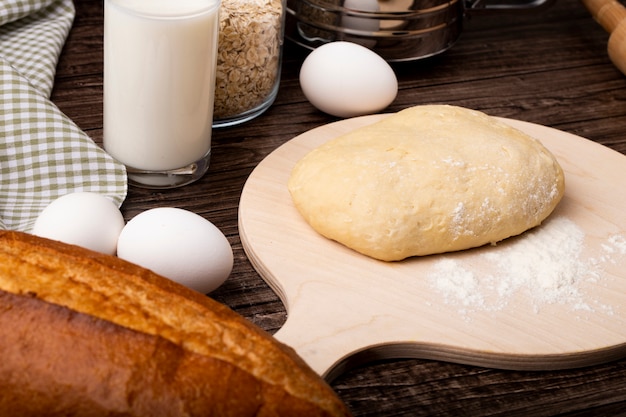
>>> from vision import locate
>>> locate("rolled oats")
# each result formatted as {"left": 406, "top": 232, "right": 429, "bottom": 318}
{"left": 214, "top": 0, "right": 284, "bottom": 124}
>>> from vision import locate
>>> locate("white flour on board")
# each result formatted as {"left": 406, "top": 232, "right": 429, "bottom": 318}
{"left": 428, "top": 216, "right": 625, "bottom": 317}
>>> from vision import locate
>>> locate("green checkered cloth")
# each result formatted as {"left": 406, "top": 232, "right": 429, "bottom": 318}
{"left": 0, "top": 0, "right": 127, "bottom": 232}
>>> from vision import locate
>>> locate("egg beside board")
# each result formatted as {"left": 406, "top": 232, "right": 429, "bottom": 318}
{"left": 32, "top": 192, "right": 125, "bottom": 256}
{"left": 117, "top": 207, "right": 234, "bottom": 294}
{"left": 299, "top": 41, "right": 398, "bottom": 118}
{"left": 31, "top": 193, "right": 233, "bottom": 294}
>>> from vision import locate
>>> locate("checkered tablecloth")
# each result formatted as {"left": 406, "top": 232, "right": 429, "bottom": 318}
{"left": 0, "top": 0, "right": 127, "bottom": 232}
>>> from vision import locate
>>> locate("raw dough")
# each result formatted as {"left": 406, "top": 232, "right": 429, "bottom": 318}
{"left": 287, "top": 105, "right": 565, "bottom": 261}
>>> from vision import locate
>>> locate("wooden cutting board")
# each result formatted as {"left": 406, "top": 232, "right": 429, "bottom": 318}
{"left": 238, "top": 114, "right": 626, "bottom": 380}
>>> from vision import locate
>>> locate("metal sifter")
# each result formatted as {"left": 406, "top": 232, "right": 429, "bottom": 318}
{"left": 285, "top": 0, "right": 555, "bottom": 62}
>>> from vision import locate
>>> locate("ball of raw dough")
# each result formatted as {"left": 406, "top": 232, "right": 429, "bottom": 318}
{"left": 288, "top": 105, "right": 565, "bottom": 261}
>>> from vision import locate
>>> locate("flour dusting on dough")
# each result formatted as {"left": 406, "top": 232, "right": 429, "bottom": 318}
{"left": 288, "top": 105, "right": 565, "bottom": 261}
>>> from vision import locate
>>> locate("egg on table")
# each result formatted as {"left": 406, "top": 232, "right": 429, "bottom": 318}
{"left": 299, "top": 41, "right": 398, "bottom": 118}
{"left": 117, "top": 207, "right": 234, "bottom": 294}
{"left": 32, "top": 192, "right": 125, "bottom": 255}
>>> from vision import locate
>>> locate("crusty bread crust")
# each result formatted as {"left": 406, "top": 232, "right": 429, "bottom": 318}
{"left": 0, "top": 231, "right": 351, "bottom": 416}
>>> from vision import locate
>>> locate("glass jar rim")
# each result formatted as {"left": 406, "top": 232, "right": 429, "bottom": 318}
{"left": 106, "top": 0, "right": 221, "bottom": 19}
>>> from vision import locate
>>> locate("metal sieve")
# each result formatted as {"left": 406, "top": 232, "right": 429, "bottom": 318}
{"left": 285, "top": 0, "right": 555, "bottom": 62}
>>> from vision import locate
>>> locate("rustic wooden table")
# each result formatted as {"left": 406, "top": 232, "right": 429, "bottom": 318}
{"left": 52, "top": 1, "right": 626, "bottom": 415}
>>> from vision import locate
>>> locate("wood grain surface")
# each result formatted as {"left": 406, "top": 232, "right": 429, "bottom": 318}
{"left": 51, "top": 1, "right": 626, "bottom": 416}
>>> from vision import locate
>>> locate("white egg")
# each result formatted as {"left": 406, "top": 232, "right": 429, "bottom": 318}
{"left": 117, "top": 207, "right": 233, "bottom": 294}
{"left": 342, "top": 0, "right": 380, "bottom": 33}
{"left": 32, "top": 192, "right": 125, "bottom": 255}
{"left": 299, "top": 41, "right": 398, "bottom": 118}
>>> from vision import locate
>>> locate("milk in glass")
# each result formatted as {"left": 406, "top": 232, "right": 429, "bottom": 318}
{"left": 104, "top": 0, "right": 220, "bottom": 188}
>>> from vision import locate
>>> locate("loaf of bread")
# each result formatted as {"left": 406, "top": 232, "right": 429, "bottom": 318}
{"left": 0, "top": 231, "right": 352, "bottom": 416}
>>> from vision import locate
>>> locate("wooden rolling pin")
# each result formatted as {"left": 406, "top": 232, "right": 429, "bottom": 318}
{"left": 581, "top": 0, "right": 626, "bottom": 75}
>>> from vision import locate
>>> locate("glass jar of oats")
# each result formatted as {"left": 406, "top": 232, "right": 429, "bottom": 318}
{"left": 213, "top": 0, "right": 286, "bottom": 128}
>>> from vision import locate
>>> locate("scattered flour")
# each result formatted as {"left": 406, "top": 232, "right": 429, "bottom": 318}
{"left": 428, "top": 216, "right": 624, "bottom": 316}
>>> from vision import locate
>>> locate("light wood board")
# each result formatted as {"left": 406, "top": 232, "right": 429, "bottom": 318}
{"left": 238, "top": 114, "right": 626, "bottom": 379}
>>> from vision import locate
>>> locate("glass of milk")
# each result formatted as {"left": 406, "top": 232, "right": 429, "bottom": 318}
{"left": 104, "top": 0, "right": 220, "bottom": 188}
